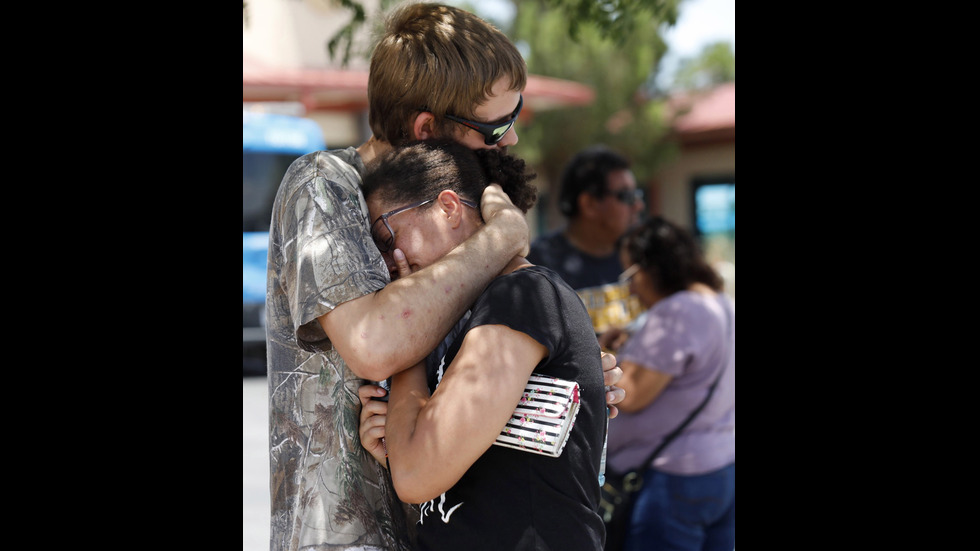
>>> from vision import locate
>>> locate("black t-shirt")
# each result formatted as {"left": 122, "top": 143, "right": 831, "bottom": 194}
{"left": 527, "top": 230, "right": 624, "bottom": 290}
{"left": 418, "top": 265, "right": 607, "bottom": 551}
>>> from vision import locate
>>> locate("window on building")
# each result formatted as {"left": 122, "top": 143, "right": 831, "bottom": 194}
{"left": 691, "top": 177, "right": 735, "bottom": 297}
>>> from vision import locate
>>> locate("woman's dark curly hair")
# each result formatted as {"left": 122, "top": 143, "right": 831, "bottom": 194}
{"left": 620, "top": 216, "right": 724, "bottom": 296}
{"left": 362, "top": 138, "right": 537, "bottom": 215}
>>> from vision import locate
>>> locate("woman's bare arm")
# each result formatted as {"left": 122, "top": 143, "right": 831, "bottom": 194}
{"left": 385, "top": 324, "right": 545, "bottom": 503}
{"left": 613, "top": 359, "right": 672, "bottom": 413}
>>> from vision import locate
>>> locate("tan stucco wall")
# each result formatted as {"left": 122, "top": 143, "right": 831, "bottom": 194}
{"left": 243, "top": 0, "right": 376, "bottom": 70}
{"left": 307, "top": 111, "right": 366, "bottom": 149}
{"left": 244, "top": 0, "right": 375, "bottom": 146}
{"left": 653, "top": 141, "right": 736, "bottom": 229}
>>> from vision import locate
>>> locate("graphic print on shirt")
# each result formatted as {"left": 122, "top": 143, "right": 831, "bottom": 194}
{"left": 431, "top": 310, "right": 471, "bottom": 385}
{"left": 419, "top": 493, "right": 463, "bottom": 524}
{"left": 417, "top": 310, "right": 473, "bottom": 526}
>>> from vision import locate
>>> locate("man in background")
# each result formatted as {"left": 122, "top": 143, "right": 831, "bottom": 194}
{"left": 528, "top": 145, "right": 645, "bottom": 334}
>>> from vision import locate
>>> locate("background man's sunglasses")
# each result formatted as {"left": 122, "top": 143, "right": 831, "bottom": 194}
{"left": 603, "top": 188, "right": 644, "bottom": 206}
{"left": 445, "top": 95, "right": 523, "bottom": 146}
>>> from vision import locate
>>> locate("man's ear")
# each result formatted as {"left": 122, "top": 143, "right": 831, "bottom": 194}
{"left": 578, "top": 192, "right": 601, "bottom": 219}
{"left": 413, "top": 112, "right": 437, "bottom": 140}
{"left": 436, "top": 190, "right": 465, "bottom": 228}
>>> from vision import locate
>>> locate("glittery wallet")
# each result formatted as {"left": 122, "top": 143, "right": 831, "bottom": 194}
{"left": 493, "top": 374, "right": 581, "bottom": 458}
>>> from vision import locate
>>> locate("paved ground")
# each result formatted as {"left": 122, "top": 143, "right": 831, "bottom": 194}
{"left": 243, "top": 376, "right": 269, "bottom": 551}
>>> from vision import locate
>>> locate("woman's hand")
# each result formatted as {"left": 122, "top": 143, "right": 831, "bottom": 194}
{"left": 598, "top": 327, "right": 630, "bottom": 353}
{"left": 358, "top": 383, "right": 390, "bottom": 466}
{"left": 387, "top": 248, "right": 413, "bottom": 281}
{"left": 480, "top": 184, "right": 529, "bottom": 257}
{"left": 601, "top": 351, "right": 626, "bottom": 419}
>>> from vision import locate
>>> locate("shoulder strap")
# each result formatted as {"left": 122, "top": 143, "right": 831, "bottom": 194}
{"left": 630, "top": 297, "right": 732, "bottom": 473}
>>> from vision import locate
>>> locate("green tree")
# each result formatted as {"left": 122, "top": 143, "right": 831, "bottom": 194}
{"left": 244, "top": 0, "right": 693, "bottom": 222}
{"left": 672, "top": 41, "right": 735, "bottom": 91}
{"left": 507, "top": 0, "right": 681, "bottom": 220}
{"left": 284, "top": 0, "right": 681, "bottom": 66}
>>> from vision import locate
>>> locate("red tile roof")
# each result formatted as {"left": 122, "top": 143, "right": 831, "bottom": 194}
{"left": 668, "top": 82, "right": 735, "bottom": 144}
{"left": 243, "top": 55, "right": 594, "bottom": 113}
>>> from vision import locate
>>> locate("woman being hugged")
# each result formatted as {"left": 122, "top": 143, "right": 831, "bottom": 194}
{"left": 359, "top": 139, "right": 607, "bottom": 551}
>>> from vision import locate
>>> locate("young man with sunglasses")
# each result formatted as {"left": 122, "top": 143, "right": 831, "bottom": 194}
{"left": 265, "top": 4, "right": 623, "bottom": 551}
{"left": 528, "top": 145, "right": 647, "bottom": 335}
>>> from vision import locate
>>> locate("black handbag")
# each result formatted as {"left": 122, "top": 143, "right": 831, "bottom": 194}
{"left": 599, "top": 361, "right": 726, "bottom": 551}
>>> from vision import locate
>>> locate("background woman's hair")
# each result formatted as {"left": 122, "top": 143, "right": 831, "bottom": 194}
{"left": 620, "top": 216, "right": 724, "bottom": 295}
{"left": 362, "top": 138, "right": 537, "bottom": 214}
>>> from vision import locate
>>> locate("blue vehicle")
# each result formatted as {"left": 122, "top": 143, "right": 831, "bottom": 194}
{"left": 243, "top": 110, "right": 326, "bottom": 374}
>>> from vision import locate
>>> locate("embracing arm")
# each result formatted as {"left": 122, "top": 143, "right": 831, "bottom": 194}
{"left": 385, "top": 324, "right": 544, "bottom": 504}
{"left": 614, "top": 359, "right": 673, "bottom": 413}
{"left": 319, "top": 185, "right": 528, "bottom": 381}
{"left": 357, "top": 350, "right": 623, "bottom": 464}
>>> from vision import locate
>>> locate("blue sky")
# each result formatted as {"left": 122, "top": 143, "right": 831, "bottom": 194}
{"left": 658, "top": 0, "right": 735, "bottom": 85}
{"left": 662, "top": 0, "right": 736, "bottom": 59}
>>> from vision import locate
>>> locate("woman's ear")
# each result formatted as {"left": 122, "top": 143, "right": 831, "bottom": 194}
{"left": 436, "top": 190, "right": 465, "bottom": 229}
{"left": 413, "top": 112, "right": 437, "bottom": 140}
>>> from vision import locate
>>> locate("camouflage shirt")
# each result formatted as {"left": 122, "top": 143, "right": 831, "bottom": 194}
{"left": 266, "top": 148, "right": 417, "bottom": 550}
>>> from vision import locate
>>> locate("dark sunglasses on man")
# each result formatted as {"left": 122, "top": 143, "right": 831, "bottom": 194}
{"left": 443, "top": 95, "right": 523, "bottom": 146}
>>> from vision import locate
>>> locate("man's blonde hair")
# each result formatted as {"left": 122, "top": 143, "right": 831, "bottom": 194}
{"left": 368, "top": 2, "right": 527, "bottom": 145}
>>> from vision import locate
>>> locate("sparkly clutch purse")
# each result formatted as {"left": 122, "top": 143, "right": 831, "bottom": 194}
{"left": 493, "top": 374, "right": 581, "bottom": 457}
